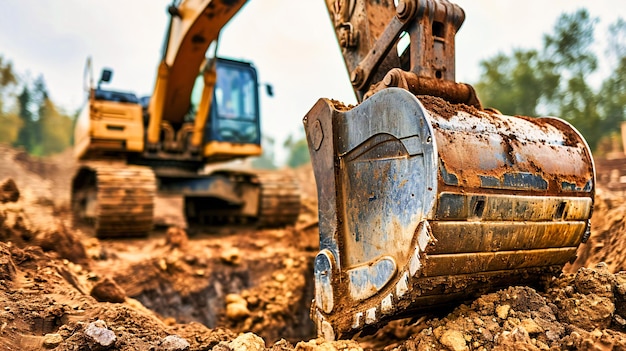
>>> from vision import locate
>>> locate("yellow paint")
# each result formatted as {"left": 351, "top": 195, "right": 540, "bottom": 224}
{"left": 203, "top": 141, "right": 261, "bottom": 158}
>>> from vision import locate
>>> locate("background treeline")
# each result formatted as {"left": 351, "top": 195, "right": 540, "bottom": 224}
{"left": 474, "top": 9, "right": 626, "bottom": 154}
{"left": 0, "top": 56, "right": 73, "bottom": 156}
{"left": 268, "top": 9, "right": 626, "bottom": 168}
{"left": 1, "top": 8, "right": 626, "bottom": 163}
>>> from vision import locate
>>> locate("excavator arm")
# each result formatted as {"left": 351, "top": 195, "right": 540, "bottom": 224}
{"left": 323, "top": 0, "right": 479, "bottom": 105}
{"left": 147, "top": 0, "right": 248, "bottom": 150}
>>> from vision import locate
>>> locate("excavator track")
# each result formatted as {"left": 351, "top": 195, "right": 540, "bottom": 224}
{"left": 256, "top": 171, "right": 301, "bottom": 227}
{"left": 182, "top": 170, "right": 301, "bottom": 228}
{"left": 71, "top": 164, "right": 156, "bottom": 238}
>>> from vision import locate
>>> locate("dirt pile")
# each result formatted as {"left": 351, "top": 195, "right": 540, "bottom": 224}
{"left": 89, "top": 226, "right": 317, "bottom": 344}
{"left": 0, "top": 144, "right": 75, "bottom": 207}
{"left": 391, "top": 264, "right": 626, "bottom": 351}
{"left": 5, "top": 229, "right": 626, "bottom": 350}
{"left": 568, "top": 187, "right": 626, "bottom": 273}
{"left": 2, "top": 144, "right": 626, "bottom": 350}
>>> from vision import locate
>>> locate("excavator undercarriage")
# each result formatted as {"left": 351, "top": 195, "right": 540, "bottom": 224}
{"left": 71, "top": 164, "right": 157, "bottom": 237}
{"left": 71, "top": 164, "right": 300, "bottom": 237}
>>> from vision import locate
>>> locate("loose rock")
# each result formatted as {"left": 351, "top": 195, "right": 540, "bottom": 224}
{"left": 496, "top": 304, "right": 510, "bottom": 320}
{"left": 440, "top": 329, "right": 468, "bottom": 351}
{"left": 165, "top": 227, "right": 188, "bottom": 249}
{"left": 226, "top": 302, "right": 251, "bottom": 321}
{"left": 0, "top": 178, "right": 19, "bottom": 203}
{"left": 228, "top": 332, "right": 265, "bottom": 351}
{"left": 84, "top": 320, "right": 116, "bottom": 349}
{"left": 158, "top": 334, "right": 190, "bottom": 351}
{"left": 221, "top": 247, "right": 242, "bottom": 265}
{"left": 43, "top": 333, "right": 63, "bottom": 348}
{"left": 90, "top": 277, "right": 126, "bottom": 303}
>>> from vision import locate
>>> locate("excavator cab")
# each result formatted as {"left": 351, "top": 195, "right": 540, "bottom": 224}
{"left": 202, "top": 58, "right": 261, "bottom": 146}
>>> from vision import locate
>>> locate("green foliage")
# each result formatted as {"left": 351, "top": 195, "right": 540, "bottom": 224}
{"left": 0, "top": 55, "right": 20, "bottom": 144}
{"left": 37, "top": 98, "right": 73, "bottom": 155}
{"left": 0, "top": 56, "right": 16, "bottom": 88}
{"left": 474, "top": 9, "right": 624, "bottom": 151}
{"left": 0, "top": 59, "right": 74, "bottom": 156}
{"left": 14, "top": 85, "right": 38, "bottom": 151}
{"left": 543, "top": 10, "right": 598, "bottom": 73}
{"left": 597, "top": 19, "right": 626, "bottom": 145}
{"left": 475, "top": 50, "right": 557, "bottom": 116}
{"left": 599, "top": 56, "right": 626, "bottom": 135}
{"left": 0, "top": 112, "right": 22, "bottom": 144}
{"left": 284, "top": 133, "right": 310, "bottom": 169}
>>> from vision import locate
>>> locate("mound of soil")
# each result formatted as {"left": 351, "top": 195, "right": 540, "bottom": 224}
{"left": 2, "top": 143, "right": 626, "bottom": 350}
{"left": 568, "top": 187, "right": 626, "bottom": 273}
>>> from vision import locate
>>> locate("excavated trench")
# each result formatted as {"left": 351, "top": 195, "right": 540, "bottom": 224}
{"left": 134, "top": 268, "right": 251, "bottom": 327}
{"left": 122, "top": 256, "right": 317, "bottom": 343}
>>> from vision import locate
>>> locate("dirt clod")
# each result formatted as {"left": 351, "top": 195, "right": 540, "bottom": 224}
{"left": 229, "top": 332, "right": 266, "bottom": 351}
{"left": 439, "top": 329, "right": 468, "bottom": 351}
{"left": 91, "top": 277, "right": 127, "bottom": 303}
{"left": 165, "top": 227, "right": 189, "bottom": 249}
{"left": 43, "top": 333, "right": 63, "bottom": 349}
{"left": 226, "top": 294, "right": 251, "bottom": 321}
{"left": 0, "top": 178, "right": 19, "bottom": 203}
{"left": 221, "top": 247, "right": 242, "bottom": 265}
{"left": 293, "top": 338, "right": 363, "bottom": 351}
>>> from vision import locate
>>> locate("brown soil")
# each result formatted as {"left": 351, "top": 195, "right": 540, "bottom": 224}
{"left": 2, "top": 143, "right": 626, "bottom": 350}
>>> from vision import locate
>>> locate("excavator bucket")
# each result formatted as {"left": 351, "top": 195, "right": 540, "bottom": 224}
{"left": 304, "top": 87, "right": 595, "bottom": 340}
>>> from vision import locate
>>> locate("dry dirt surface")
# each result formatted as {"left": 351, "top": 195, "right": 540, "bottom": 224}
{"left": 2, "top": 143, "right": 626, "bottom": 350}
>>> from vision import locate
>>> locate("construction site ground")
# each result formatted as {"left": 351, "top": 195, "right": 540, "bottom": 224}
{"left": 2, "top": 143, "right": 626, "bottom": 350}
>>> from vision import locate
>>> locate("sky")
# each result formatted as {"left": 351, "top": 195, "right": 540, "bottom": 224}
{"left": 1, "top": 1, "right": 625, "bottom": 161}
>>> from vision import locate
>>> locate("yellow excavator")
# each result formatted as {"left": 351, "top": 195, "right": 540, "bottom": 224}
{"left": 72, "top": 0, "right": 300, "bottom": 237}
{"left": 72, "top": 0, "right": 596, "bottom": 341}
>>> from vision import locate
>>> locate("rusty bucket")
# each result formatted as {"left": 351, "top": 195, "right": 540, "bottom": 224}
{"left": 304, "top": 87, "right": 595, "bottom": 339}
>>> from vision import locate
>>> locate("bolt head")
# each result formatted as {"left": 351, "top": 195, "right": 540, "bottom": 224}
{"left": 350, "top": 68, "right": 362, "bottom": 86}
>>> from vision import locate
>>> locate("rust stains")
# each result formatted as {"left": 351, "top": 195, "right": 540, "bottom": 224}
{"left": 418, "top": 96, "right": 594, "bottom": 194}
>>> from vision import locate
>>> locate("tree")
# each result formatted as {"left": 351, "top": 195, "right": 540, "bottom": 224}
{"left": 38, "top": 98, "right": 73, "bottom": 155}
{"left": 0, "top": 111, "right": 21, "bottom": 144}
{"left": 12, "top": 75, "right": 73, "bottom": 156}
{"left": 283, "top": 133, "right": 310, "bottom": 168}
{"left": 0, "top": 56, "right": 16, "bottom": 89}
{"left": 14, "top": 76, "right": 48, "bottom": 153}
{"left": 597, "top": 19, "right": 626, "bottom": 144}
{"left": 475, "top": 49, "right": 557, "bottom": 116}
{"left": 0, "top": 56, "right": 20, "bottom": 144}
{"left": 543, "top": 10, "right": 602, "bottom": 148}
{"left": 474, "top": 9, "right": 608, "bottom": 150}
{"left": 13, "top": 85, "right": 37, "bottom": 151}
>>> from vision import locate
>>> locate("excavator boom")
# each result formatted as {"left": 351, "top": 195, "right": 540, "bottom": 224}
{"left": 148, "top": 0, "right": 246, "bottom": 124}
